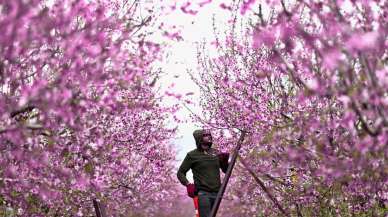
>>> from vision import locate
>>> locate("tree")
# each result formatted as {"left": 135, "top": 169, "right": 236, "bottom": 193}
{"left": 0, "top": 0, "right": 179, "bottom": 216}
{"left": 193, "top": 0, "right": 387, "bottom": 216}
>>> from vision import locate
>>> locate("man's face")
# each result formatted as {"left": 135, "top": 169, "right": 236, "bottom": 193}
{"left": 201, "top": 132, "right": 212, "bottom": 150}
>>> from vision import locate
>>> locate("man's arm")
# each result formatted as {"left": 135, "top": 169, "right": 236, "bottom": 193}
{"left": 177, "top": 154, "right": 192, "bottom": 186}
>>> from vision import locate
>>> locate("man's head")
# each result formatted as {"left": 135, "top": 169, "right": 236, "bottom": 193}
{"left": 193, "top": 129, "right": 213, "bottom": 151}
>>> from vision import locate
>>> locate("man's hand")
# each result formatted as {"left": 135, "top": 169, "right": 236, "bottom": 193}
{"left": 186, "top": 183, "right": 196, "bottom": 198}
{"left": 218, "top": 152, "right": 229, "bottom": 172}
{"left": 218, "top": 152, "right": 229, "bottom": 165}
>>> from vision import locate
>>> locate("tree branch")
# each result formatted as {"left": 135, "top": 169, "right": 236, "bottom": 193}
{"left": 10, "top": 105, "right": 35, "bottom": 118}
{"left": 238, "top": 155, "right": 290, "bottom": 217}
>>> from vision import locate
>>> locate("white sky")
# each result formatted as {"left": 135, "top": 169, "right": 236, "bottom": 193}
{"left": 155, "top": 1, "right": 232, "bottom": 181}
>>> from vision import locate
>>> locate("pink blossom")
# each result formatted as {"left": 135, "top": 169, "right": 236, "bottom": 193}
{"left": 322, "top": 48, "right": 342, "bottom": 70}
{"left": 346, "top": 31, "right": 380, "bottom": 52}
{"left": 240, "top": 0, "right": 255, "bottom": 15}
{"left": 180, "top": 2, "right": 198, "bottom": 15}
{"left": 219, "top": 3, "right": 232, "bottom": 11}
{"left": 199, "top": 0, "right": 212, "bottom": 7}
{"left": 253, "top": 28, "right": 275, "bottom": 48}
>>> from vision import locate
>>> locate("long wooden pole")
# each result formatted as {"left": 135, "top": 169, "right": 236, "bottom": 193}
{"left": 93, "top": 199, "right": 107, "bottom": 217}
{"left": 209, "top": 130, "right": 246, "bottom": 217}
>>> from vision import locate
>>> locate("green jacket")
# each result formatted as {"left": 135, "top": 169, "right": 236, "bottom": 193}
{"left": 177, "top": 148, "right": 228, "bottom": 193}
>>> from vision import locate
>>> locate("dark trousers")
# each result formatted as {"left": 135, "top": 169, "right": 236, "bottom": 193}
{"left": 198, "top": 190, "right": 218, "bottom": 217}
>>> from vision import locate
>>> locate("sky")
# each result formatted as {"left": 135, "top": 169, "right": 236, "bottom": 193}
{"left": 155, "top": 1, "right": 233, "bottom": 181}
{"left": 158, "top": 3, "right": 231, "bottom": 158}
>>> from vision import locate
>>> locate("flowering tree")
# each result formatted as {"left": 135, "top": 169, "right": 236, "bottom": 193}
{"left": 193, "top": 0, "right": 387, "bottom": 216}
{"left": 1, "top": 0, "right": 386, "bottom": 216}
{"left": 0, "top": 0, "right": 182, "bottom": 216}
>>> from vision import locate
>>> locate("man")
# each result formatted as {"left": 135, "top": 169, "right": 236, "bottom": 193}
{"left": 177, "top": 129, "right": 229, "bottom": 217}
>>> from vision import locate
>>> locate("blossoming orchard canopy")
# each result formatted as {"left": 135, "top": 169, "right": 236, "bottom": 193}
{"left": 0, "top": 0, "right": 387, "bottom": 217}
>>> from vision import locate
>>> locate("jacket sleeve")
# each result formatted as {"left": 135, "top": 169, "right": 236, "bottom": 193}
{"left": 177, "top": 154, "right": 192, "bottom": 186}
